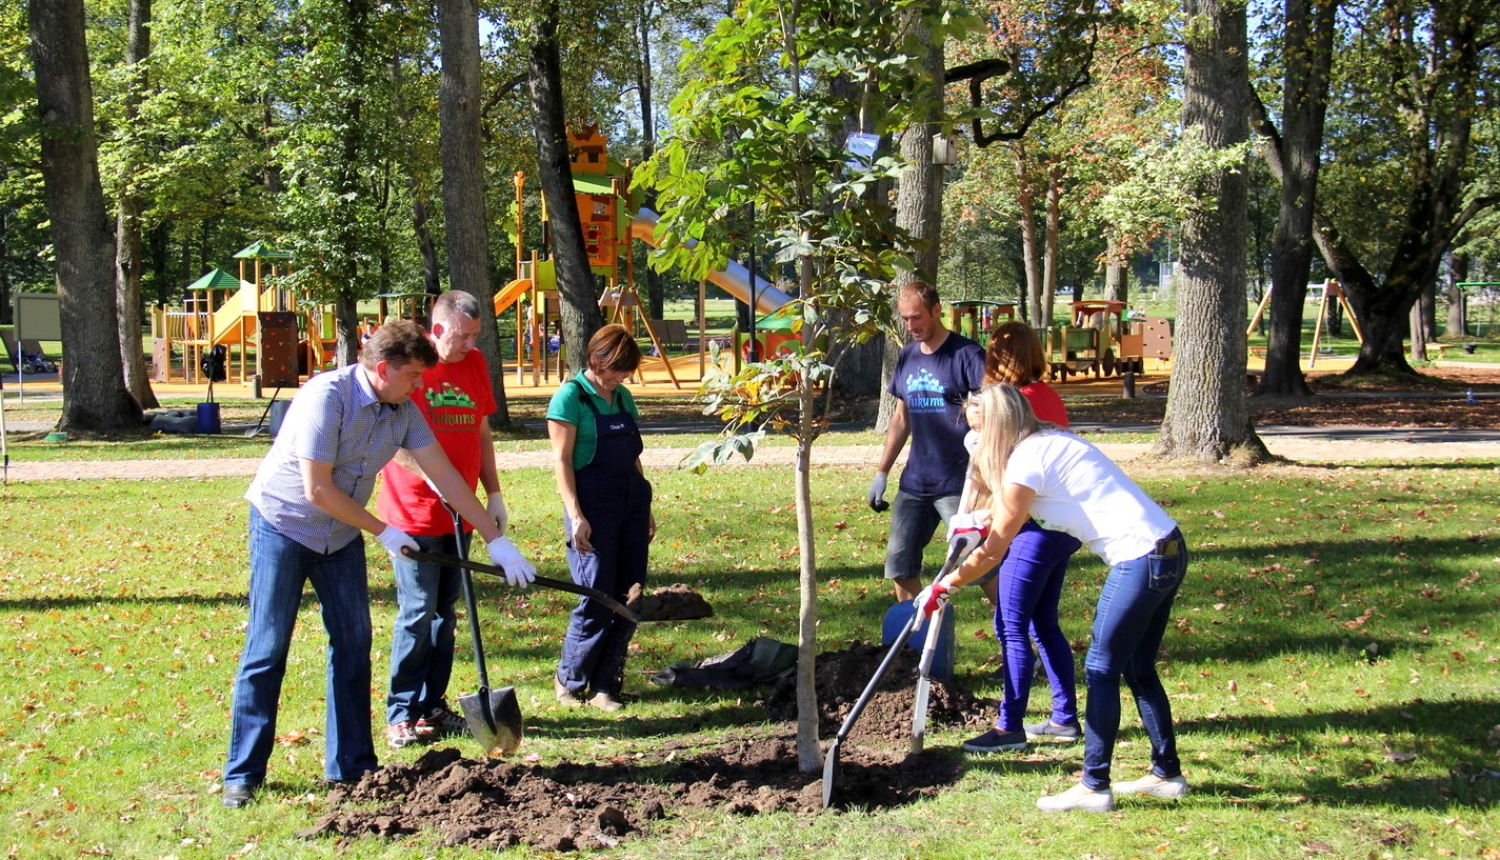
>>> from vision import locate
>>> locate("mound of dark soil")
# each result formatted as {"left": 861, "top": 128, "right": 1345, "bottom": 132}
{"left": 761, "top": 640, "right": 992, "bottom": 742}
{"left": 301, "top": 643, "right": 989, "bottom": 851}
{"left": 626, "top": 583, "right": 713, "bottom": 621}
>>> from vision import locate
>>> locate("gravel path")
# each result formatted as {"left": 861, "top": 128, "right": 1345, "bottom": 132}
{"left": 4, "top": 427, "right": 1496, "bottom": 482}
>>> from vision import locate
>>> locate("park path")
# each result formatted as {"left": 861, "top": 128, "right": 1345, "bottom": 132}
{"left": 4, "top": 427, "right": 1498, "bottom": 482}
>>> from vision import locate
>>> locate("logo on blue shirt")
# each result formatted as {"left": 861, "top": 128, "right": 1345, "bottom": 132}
{"left": 905, "top": 368, "right": 949, "bottom": 412}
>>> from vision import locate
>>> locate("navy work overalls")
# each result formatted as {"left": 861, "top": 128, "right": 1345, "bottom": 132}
{"left": 556, "top": 378, "right": 652, "bottom": 697}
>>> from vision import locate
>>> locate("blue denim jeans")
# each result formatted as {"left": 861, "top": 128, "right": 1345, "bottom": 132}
{"left": 993, "top": 520, "right": 1083, "bottom": 731}
{"left": 1081, "top": 529, "right": 1187, "bottom": 790}
{"left": 224, "top": 506, "right": 378, "bottom": 787}
{"left": 883, "top": 491, "right": 961, "bottom": 581}
{"left": 385, "top": 530, "right": 467, "bottom": 725}
{"left": 557, "top": 474, "right": 651, "bottom": 697}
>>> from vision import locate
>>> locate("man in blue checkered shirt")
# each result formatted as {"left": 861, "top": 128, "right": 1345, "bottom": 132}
{"left": 219, "top": 319, "right": 536, "bottom": 809}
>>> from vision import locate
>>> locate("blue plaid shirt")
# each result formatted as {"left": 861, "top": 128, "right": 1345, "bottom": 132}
{"left": 245, "top": 364, "right": 437, "bottom": 553}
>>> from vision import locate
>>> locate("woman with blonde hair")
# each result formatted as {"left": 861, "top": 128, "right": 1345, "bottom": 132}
{"left": 918, "top": 383, "right": 1189, "bottom": 812}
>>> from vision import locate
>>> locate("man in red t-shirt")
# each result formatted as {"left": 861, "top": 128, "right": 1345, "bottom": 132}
{"left": 376, "top": 290, "right": 513, "bottom": 748}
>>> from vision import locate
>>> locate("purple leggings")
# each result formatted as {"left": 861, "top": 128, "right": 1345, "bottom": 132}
{"left": 992, "top": 519, "right": 1082, "bottom": 731}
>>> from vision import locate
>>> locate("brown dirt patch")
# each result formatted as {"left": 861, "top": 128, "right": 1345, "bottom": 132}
{"left": 1065, "top": 365, "right": 1500, "bottom": 430}
{"left": 301, "top": 643, "right": 989, "bottom": 851}
{"left": 626, "top": 583, "right": 714, "bottom": 621}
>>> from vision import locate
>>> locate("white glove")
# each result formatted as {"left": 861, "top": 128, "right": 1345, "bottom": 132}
{"left": 913, "top": 581, "right": 956, "bottom": 630}
{"left": 486, "top": 536, "right": 536, "bottom": 588}
{"left": 867, "top": 472, "right": 889, "bottom": 512}
{"left": 377, "top": 525, "right": 418, "bottom": 556}
{"left": 486, "top": 491, "right": 509, "bottom": 535}
{"left": 945, "top": 510, "right": 985, "bottom": 539}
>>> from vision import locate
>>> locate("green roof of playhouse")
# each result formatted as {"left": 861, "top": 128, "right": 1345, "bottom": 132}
{"left": 233, "top": 240, "right": 293, "bottom": 260}
{"left": 185, "top": 268, "right": 252, "bottom": 291}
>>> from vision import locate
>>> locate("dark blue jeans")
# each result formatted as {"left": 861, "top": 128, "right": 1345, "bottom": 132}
{"left": 1081, "top": 530, "right": 1188, "bottom": 790}
{"left": 225, "top": 507, "right": 378, "bottom": 787}
{"left": 993, "top": 520, "right": 1082, "bottom": 731}
{"left": 557, "top": 474, "right": 651, "bottom": 697}
{"left": 385, "top": 530, "right": 467, "bottom": 725}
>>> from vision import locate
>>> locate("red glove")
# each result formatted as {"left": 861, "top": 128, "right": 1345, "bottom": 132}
{"left": 913, "top": 581, "right": 955, "bottom": 628}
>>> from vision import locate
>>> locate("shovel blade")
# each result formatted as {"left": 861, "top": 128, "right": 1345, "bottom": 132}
{"left": 821, "top": 739, "right": 842, "bottom": 809}
{"left": 459, "top": 685, "right": 523, "bottom": 756}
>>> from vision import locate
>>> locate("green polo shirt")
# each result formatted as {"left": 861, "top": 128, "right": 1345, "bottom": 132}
{"left": 546, "top": 372, "right": 640, "bottom": 471}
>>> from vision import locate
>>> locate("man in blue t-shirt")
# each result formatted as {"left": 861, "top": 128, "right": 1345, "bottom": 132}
{"left": 869, "top": 281, "right": 986, "bottom": 601}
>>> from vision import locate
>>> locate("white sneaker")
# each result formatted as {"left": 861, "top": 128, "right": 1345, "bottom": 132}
{"left": 1114, "top": 774, "right": 1188, "bottom": 798}
{"left": 1036, "top": 782, "right": 1114, "bottom": 812}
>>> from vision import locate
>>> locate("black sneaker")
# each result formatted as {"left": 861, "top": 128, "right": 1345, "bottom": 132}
{"left": 1024, "top": 720, "right": 1082, "bottom": 742}
{"left": 961, "top": 728, "right": 1028, "bottom": 753}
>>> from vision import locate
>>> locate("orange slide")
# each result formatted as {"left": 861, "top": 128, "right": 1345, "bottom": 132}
{"left": 493, "top": 278, "right": 532, "bottom": 316}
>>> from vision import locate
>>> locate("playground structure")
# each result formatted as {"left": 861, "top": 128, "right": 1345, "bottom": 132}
{"left": 1038, "top": 300, "right": 1168, "bottom": 381}
{"left": 1246, "top": 279, "right": 1364, "bottom": 367}
{"left": 499, "top": 126, "right": 794, "bottom": 388}
{"left": 150, "top": 241, "right": 336, "bottom": 389}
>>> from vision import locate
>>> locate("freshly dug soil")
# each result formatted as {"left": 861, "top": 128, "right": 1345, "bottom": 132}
{"left": 302, "top": 643, "right": 988, "bottom": 851}
{"left": 626, "top": 583, "right": 714, "bottom": 621}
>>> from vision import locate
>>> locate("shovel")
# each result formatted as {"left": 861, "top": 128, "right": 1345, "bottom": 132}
{"left": 402, "top": 547, "right": 642, "bottom": 623}
{"left": 425, "top": 503, "right": 523, "bottom": 756}
{"left": 910, "top": 534, "right": 975, "bottom": 753}
{"left": 821, "top": 610, "right": 919, "bottom": 809}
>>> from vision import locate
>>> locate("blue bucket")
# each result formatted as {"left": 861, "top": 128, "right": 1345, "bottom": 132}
{"left": 882, "top": 599, "right": 956, "bottom": 681}
{"left": 195, "top": 402, "right": 222, "bottom": 435}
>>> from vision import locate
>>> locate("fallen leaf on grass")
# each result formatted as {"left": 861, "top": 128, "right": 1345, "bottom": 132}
{"left": 1302, "top": 840, "right": 1335, "bottom": 854}
{"left": 1385, "top": 750, "right": 1417, "bottom": 762}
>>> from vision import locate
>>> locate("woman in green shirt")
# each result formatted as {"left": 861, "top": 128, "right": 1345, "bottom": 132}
{"left": 546, "top": 324, "right": 655, "bottom": 712}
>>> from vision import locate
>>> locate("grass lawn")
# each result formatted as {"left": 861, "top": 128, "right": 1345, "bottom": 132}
{"left": 0, "top": 456, "right": 1496, "bottom": 858}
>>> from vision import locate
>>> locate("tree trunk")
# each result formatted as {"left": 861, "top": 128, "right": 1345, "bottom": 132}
{"left": 1156, "top": 0, "right": 1267, "bottom": 463}
{"left": 1043, "top": 166, "right": 1061, "bottom": 319}
{"left": 438, "top": 0, "right": 512, "bottom": 428}
{"left": 1408, "top": 300, "right": 1427, "bottom": 362}
{"left": 1445, "top": 252, "right": 1468, "bottom": 338}
{"left": 114, "top": 0, "right": 158, "bottom": 409}
{"left": 31, "top": 0, "right": 143, "bottom": 435}
{"left": 1103, "top": 251, "right": 1127, "bottom": 303}
{"left": 632, "top": 0, "right": 665, "bottom": 321}
{"left": 880, "top": 33, "right": 943, "bottom": 431}
{"left": 1254, "top": 0, "right": 1335, "bottom": 398}
{"left": 332, "top": 0, "right": 371, "bottom": 368}
{"left": 529, "top": 0, "right": 603, "bottom": 375}
{"left": 794, "top": 380, "right": 821, "bottom": 773}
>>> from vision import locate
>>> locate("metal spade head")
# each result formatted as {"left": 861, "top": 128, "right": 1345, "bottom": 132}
{"left": 458, "top": 685, "right": 523, "bottom": 756}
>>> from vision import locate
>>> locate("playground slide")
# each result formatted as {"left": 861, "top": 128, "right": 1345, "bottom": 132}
{"left": 629, "top": 208, "right": 793, "bottom": 315}
{"left": 210, "top": 280, "right": 262, "bottom": 346}
{"left": 493, "top": 277, "right": 532, "bottom": 317}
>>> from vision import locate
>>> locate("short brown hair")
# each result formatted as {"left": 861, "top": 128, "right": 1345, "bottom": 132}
{"left": 585, "top": 323, "right": 643, "bottom": 373}
{"left": 361, "top": 319, "right": 438, "bottom": 370}
{"left": 985, "top": 321, "right": 1048, "bottom": 385}
{"left": 896, "top": 280, "right": 941, "bottom": 311}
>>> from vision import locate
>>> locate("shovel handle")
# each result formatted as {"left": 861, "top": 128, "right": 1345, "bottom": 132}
{"left": 401, "top": 547, "right": 641, "bottom": 624}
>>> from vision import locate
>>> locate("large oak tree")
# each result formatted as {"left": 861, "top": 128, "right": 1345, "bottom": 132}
{"left": 30, "top": 0, "right": 142, "bottom": 435}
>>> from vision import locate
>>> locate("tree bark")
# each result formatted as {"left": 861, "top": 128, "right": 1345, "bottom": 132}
{"left": 331, "top": 0, "right": 371, "bottom": 367}
{"left": 1255, "top": 0, "right": 1336, "bottom": 398}
{"left": 114, "top": 0, "right": 158, "bottom": 409}
{"left": 880, "top": 30, "right": 943, "bottom": 431}
{"left": 31, "top": 0, "right": 143, "bottom": 435}
{"left": 438, "top": 0, "right": 512, "bottom": 428}
{"left": 1445, "top": 252, "right": 1468, "bottom": 338}
{"left": 529, "top": 0, "right": 603, "bottom": 375}
{"left": 1155, "top": 0, "right": 1267, "bottom": 463}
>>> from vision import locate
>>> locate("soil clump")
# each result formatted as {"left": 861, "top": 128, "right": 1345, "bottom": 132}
{"left": 302, "top": 642, "right": 988, "bottom": 850}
